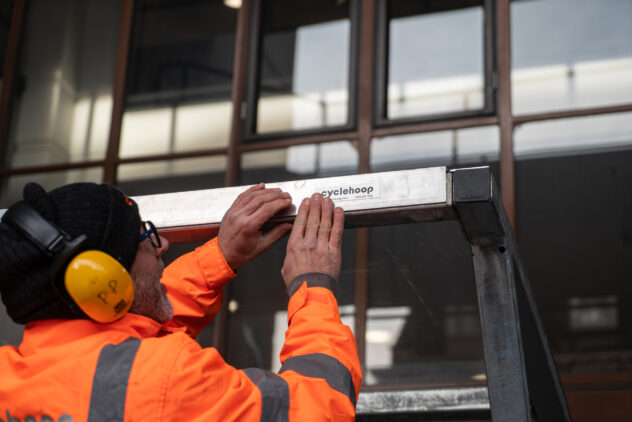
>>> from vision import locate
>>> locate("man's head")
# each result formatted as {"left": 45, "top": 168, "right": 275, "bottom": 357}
{"left": 0, "top": 182, "right": 170, "bottom": 324}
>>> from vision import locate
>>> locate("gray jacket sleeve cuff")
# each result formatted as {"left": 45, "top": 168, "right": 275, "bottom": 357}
{"left": 287, "top": 272, "right": 338, "bottom": 299}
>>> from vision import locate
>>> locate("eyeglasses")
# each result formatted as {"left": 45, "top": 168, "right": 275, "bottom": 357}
{"left": 139, "top": 220, "right": 162, "bottom": 249}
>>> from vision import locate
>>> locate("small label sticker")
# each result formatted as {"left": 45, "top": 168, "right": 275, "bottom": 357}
{"left": 319, "top": 184, "right": 379, "bottom": 202}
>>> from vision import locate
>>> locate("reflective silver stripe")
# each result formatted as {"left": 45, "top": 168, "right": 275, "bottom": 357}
{"left": 88, "top": 337, "right": 141, "bottom": 422}
{"left": 243, "top": 368, "right": 289, "bottom": 422}
{"left": 280, "top": 353, "right": 356, "bottom": 405}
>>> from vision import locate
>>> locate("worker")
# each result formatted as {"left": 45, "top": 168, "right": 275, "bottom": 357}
{"left": 0, "top": 181, "right": 361, "bottom": 421}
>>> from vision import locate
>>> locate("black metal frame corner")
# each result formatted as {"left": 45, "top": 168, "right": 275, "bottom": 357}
{"left": 451, "top": 166, "right": 571, "bottom": 422}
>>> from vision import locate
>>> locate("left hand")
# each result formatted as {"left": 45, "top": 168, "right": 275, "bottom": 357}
{"left": 281, "top": 193, "right": 344, "bottom": 286}
{"left": 217, "top": 183, "right": 293, "bottom": 270}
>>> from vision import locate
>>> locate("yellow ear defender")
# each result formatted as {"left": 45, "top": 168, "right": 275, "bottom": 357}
{"left": 1, "top": 201, "right": 135, "bottom": 323}
{"left": 65, "top": 250, "right": 135, "bottom": 323}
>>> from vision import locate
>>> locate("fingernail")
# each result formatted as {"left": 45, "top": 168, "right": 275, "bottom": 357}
{"left": 302, "top": 198, "right": 310, "bottom": 205}
{"left": 313, "top": 193, "right": 321, "bottom": 200}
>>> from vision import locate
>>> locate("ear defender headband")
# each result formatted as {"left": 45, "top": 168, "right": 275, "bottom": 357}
{"left": 1, "top": 201, "right": 134, "bottom": 323}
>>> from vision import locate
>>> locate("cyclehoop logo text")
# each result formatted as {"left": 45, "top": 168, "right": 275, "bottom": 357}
{"left": 320, "top": 184, "right": 378, "bottom": 201}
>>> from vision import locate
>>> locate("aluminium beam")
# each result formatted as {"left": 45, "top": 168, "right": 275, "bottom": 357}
{"left": 132, "top": 166, "right": 456, "bottom": 243}
{"left": 356, "top": 386, "right": 491, "bottom": 421}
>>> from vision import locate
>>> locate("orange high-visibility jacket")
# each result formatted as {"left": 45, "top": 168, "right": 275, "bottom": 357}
{"left": 0, "top": 238, "right": 362, "bottom": 421}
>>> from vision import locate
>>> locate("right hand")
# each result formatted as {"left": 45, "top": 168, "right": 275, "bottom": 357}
{"left": 218, "top": 183, "right": 293, "bottom": 270}
{"left": 281, "top": 193, "right": 344, "bottom": 286}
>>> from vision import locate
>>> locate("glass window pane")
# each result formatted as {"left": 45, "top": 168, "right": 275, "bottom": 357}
{"left": 255, "top": 0, "right": 351, "bottom": 134}
{"left": 121, "top": 0, "right": 236, "bottom": 156}
{"left": 117, "top": 156, "right": 227, "bottom": 196}
{"left": 371, "top": 126, "right": 500, "bottom": 172}
{"left": 511, "top": 0, "right": 632, "bottom": 114}
{"left": 386, "top": 0, "right": 486, "bottom": 120}
{"left": 514, "top": 113, "right": 632, "bottom": 374}
{"left": 6, "top": 0, "right": 122, "bottom": 167}
{"left": 365, "top": 222, "right": 485, "bottom": 387}
{"left": 240, "top": 141, "right": 358, "bottom": 184}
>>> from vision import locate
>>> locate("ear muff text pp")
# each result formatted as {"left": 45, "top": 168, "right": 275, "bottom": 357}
{"left": 64, "top": 250, "right": 134, "bottom": 323}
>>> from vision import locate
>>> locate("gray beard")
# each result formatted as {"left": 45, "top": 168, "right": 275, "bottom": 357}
{"left": 129, "top": 268, "right": 173, "bottom": 324}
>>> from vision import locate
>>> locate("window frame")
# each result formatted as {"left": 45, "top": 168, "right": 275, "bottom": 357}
{"left": 241, "top": 0, "right": 362, "bottom": 142}
{"left": 373, "top": 0, "right": 497, "bottom": 128}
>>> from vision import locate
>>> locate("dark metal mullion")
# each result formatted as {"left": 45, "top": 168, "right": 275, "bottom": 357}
{"left": 225, "top": 0, "right": 252, "bottom": 187}
{"left": 483, "top": 0, "right": 497, "bottom": 114}
{"left": 104, "top": 0, "right": 135, "bottom": 185}
{"left": 243, "top": 0, "right": 262, "bottom": 138}
{"left": 241, "top": 124, "right": 357, "bottom": 144}
{"left": 374, "top": 108, "right": 495, "bottom": 129}
{"left": 353, "top": 0, "right": 377, "bottom": 371}
{"left": 347, "top": 0, "right": 361, "bottom": 133}
{"left": 495, "top": 0, "right": 515, "bottom": 228}
{"left": 513, "top": 103, "right": 632, "bottom": 126}
{"left": 372, "top": 115, "right": 498, "bottom": 138}
{"left": 239, "top": 130, "right": 358, "bottom": 153}
{"left": 372, "top": 0, "right": 388, "bottom": 124}
{"left": 0, "top": 0, "right": 25, "bottom": 169}
{"left": 214, "top": 0, "right": 253, "bottom": 355}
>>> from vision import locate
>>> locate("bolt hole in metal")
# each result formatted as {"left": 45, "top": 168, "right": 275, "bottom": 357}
{"left": 498, "top": 246, "right": 506, "bottom": 253}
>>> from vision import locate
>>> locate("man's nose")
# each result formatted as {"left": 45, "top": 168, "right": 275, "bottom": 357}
{"left": 156, "top": 235, "right": 169, "bottom": 256}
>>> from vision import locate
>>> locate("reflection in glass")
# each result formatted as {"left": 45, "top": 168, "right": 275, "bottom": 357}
{"left": 240, "top": 141, "right": 358, "bottom": 184}
{"left": 371, "top": 126, "right": 499, "bottom": 172}
{"left": 6, "top": 0, "right": 121, "bottom": 167}
{"left": 387, "top": 1, "right": 485, "bottom": 119}
{"left": 117, "top": 156, "right": 227, "bottom": 196}
{"left": 365, "top": 222, "right": 485, "bottom": 386}
{"left": 121, "top": 0, "right": 236, "bottom": 156}
{"left": 515, "top": 113, "right": 632, "bottom": 374}
{"left": 511, "top": 0, "right": 632, "bottom": 114}
{"left": 255, "top": 0, "right": 351, "bottom": 133}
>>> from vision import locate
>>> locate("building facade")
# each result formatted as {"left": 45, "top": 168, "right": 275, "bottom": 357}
{"left": 1, "top": 0, "right": 631, "bottom": 420}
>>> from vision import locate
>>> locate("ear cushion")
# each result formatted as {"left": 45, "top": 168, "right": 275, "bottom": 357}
{"left": 64, "top": 250, "right": 135, "bottom": 323}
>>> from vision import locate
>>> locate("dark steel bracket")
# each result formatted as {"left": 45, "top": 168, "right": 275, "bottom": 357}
{"left": 452, "top": 166, "right": 571, "bottom": 422}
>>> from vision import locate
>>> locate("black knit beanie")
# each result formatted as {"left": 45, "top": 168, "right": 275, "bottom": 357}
{"left": 0, "top": 182, "right": 141, "bottom": 324}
